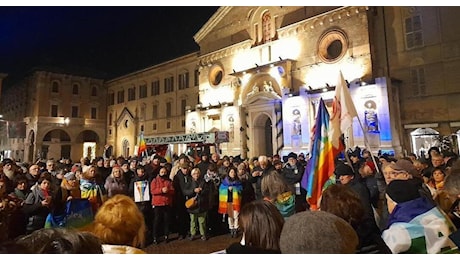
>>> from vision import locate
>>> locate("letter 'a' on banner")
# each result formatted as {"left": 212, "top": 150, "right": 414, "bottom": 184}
{"left": 7, "top": 121, "right": 26, "bottom": 138}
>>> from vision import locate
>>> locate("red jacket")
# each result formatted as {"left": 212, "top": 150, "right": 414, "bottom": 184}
{"left": 150, "top": 175, "right": 174, "bottom": 206}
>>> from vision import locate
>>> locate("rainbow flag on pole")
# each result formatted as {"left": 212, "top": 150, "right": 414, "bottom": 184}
{"left": 301, "top": 98, "right": 336, "bottom": 210}
{"left": 137, "top": 132, "right": 146, "bottom": 158}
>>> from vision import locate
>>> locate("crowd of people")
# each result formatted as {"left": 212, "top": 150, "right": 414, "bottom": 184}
{"left": 1, "top": 145, "right": 460, "bottom": 254}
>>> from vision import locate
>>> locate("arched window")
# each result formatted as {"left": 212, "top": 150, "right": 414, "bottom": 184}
{"left": 262, "top": 11, "right": 271, "bottom": 43}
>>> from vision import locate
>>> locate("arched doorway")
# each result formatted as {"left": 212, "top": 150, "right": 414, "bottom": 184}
{"left": 76, "top": 130, "right": 100, "bottom": 161}
{"left": 253, "top": 113, "right": 273, "bottom": 156}
{"left": 410, "top": 128, "right": 440, "bottom": 159}
{"left": 42, "top": 129, "right": 71, "bottom": 159}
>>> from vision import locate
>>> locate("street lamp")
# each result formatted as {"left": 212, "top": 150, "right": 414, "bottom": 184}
{"left": 63, "top": 117, "right": 70, "bottom": 126}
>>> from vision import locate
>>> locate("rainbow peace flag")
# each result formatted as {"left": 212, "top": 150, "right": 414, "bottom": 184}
{"left": 301, "top": 98, "right": 337, "bottom": 210}
{"left": 137, "top": 132, "right": 146, "bottom": 157}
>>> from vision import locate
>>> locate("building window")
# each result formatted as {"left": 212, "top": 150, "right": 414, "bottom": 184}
{"left": 51, "top": 81, "right": 59, "bottom": 93}
{"left": 91, "top": 86, "right": 97, "bottom": 96}
{"left": 109, "top": 113, "right": 112, "bottom": 126}
{"left": 117, "top": 90, "right": 124, "bottom": 104}
{"left": 152, "top": 104, "right": 158, "bottom": 119}
{"left": 181, "top": 119, "right": 186, "bottom": 127}
{"left": 72, "top": 84, "right": 79, "bottom": 95}
{"left": 151, "top": 80, "right": 160, "bottom": 96}
{"left": 178, "top": 72, "right": 189, "bottom": 90}
{"left": 166, "top": 102, "right": 172, "bottom": 117}
{"left": 262, "top": 11, "right": 272, "bottom": 43}
{"left": 152, "top": 123, "right": 157, "bottom": 130}
{"left": 109, "top": 129, "right": 112, "bottom": 135}
{"left": 91, "top": 107, "right": 97, "bottom": 119}
{"left": 139, "top": 84, "right": 147, "bottom": 98}
{"left": 411, "top": 67, "right": 426, "bottom": 96}
{"left": 405, "top": 15, "right": 423, "bottom": 49}
{"left": 194, "top": 69, "right": 199, "bottom": 86}
{"left": 51, "top": 105, "right": 58, "bottom": 117}
{"left": 167, "top": 121, "right": 171, "bottom": 129}
{"left": 181, "top": 99, "right": 187, "bottom": 115}
{"left": 71, "top": 106, "right": 79, "bottom": 118}
{"left": 128, "top": 87, "right": 136, "bottom": 101}
{"left": 108, "top": 92, "right": 115, "bottom": 105}
{"left": 164, "top": 76, "right": 174, "bottom": 93}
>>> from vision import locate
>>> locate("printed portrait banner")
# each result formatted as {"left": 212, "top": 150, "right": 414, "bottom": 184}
{"left": 7, "top": 121, "right": 26, "bottom": 138}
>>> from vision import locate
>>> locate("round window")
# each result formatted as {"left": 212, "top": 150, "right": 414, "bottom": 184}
{"left": 208, "top": 64, "right": 224, "bottom": 87}
{"left": 318, "top": 30, "right": 348, "bottom": 63}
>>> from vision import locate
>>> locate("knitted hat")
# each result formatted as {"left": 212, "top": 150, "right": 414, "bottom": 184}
{"left": 280, "top": 210, "right": 359, "bottom": 253}
{"left": 364, "top": 161, "right": 376, "bottom": 172}
{"left": 334, "top": 163, "right": 354, "bottom": 176}
{"left": 287, "top": 152, "right": 297, "bottom": 160}
{"left": 386, "top": 179, "right": 421, "bottom": 203}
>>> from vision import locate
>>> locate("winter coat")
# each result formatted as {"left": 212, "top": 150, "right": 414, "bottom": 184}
{"left": 22, "top": 185, "right": 52, "bottom": 233}
{"left": 185, "top": 178, "right": 211, "bottom": 214}
{"left": 104, "top": 175, "right": 128, "bottom": 198}
{"left": 150, "top": 175, "right": 174, "bottom": 206}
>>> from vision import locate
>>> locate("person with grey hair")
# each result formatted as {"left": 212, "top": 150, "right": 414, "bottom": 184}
{"left": 279, "top": 210, "right": 359, "bottom": 254}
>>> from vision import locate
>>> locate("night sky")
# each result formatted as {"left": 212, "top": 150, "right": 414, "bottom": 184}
{"left": 0, "top": 6, "right": 219, "bottom": 80}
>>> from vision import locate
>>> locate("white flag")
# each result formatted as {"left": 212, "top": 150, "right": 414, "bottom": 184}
{"left": 329, "top": 71, "right": 358, "bottom": 149}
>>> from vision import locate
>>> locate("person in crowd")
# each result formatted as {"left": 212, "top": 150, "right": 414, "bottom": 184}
{"left": 150, "top": 166, "right": 174, "bottom": 244}
{"left": 226, "top": 200, "right": 284, "bottom": 254}
{"left": 210, "top": 152, "right": 220, "bottom": 166}
{"left": 169, "top": 154, "right": 189, "bottom": 181}
{"left": 53, "top": 172, "right": 81, "bottom": 218}
{"left": 320, "top": 184, "right": 391, "bottom": 253}
{"left": 444, "top": 164, "right": 460, "bottom": 228}
{"left": 218, "top": 157, "right": 231, "bottom": 178}
{"left": 128, "top": 165, "right": 153, "bottom": 245}
{"left": 13, "top": 175, "right": 29, "bottom": 201}
{"left": 335, "top": 162, "right": 376, "bottom": 222}
{"left": 172, "top": 162, "right": 193, "bottom": 240}
{"left": 104, "top": 166, "right": 128, "bottom": 198}
{"left": 95, "top": 157, "right": 111, "bottom": 186}
{"left": 273, "top": 160, "right": 283, "bottom": 173}
{"left": 382, "top": 179, "right": 456, "bottom": 253}
{"left": 25, "top": 164, "right": 41, "bottom": 191}
{"left": 261, "top": 171, "right": 295, "bottom": 218}
{"left": 1, "top": 158, "right": 20, "bottom": 194}
{"left": 81, "top": 194, "right": 146, "bottom": 253}
{"left": 120, "top": 160, "right": 135, "bottom": 189}
{"left": 45, "top": 159, "right": 57, "bottom": 177}
{"left": 250, "top": 155, "right": 275, "bottom": 200}
{"left": 185, "top": 167, "right": 211, "bottom": 241}
{"left": 50, "top": 167, "right": 65, "bottom": 194}
{"left": 1, "top": 176, "right": 25, "bottom": 240}
{"left": 237, "top": 162, "right": 255, "bottom": 208}
{"left": 279, "top": 210, "right": 359, "bottom": 254}
{"left": 80, "top": 165, "right": 104, "bottom": 214}
{"left": 22, "top": 173, "right": 54, "bottom": 234}
{"left": 15, "top": 227, "right": 104, "bottom": 254}
{"left": 203, "top": 162, "right": 224, "bottom": 236}
{"left": 218, "top": 166, "right": 243, "bottom": 238}
{"left": 348, "top": 149, "right": 364, "bottom": 181}
{"left": 281, "top": 152, "right": 308, "bottom": 212}
{"left": 358, "top": 160, "right": 380, "bottom": 209}
{"left": 196, "top": 152, "right": 211, "bottom": 179}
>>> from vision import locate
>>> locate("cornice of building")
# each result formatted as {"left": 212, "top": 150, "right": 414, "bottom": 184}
{"left": 194, "top": 6, "right": 233, "bottom": 44}
{"left": 277, "top": 6, "right": 369, "bottom": 38}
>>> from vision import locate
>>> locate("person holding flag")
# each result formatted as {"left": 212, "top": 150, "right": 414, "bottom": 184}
{"left": 137, "top": 132, "right": 147, "bottom": 159}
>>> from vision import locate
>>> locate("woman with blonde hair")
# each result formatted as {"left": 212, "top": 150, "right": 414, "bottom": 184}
{"left": 261, "top": 171, "right": 295, "bottom": 218}
{"left": 82, "top": 194, "right": 146, "bottom": 253}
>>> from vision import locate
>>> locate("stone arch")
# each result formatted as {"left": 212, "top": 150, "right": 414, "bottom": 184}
{"left": 241, "top": 73, "right": 281, "bottom": 104}
{"left": 252, "top": 112, "right": 274, "bottom": 156}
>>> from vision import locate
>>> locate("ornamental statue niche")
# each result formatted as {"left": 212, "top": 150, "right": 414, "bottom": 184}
{"left": 291, "top": 109, "right": 302, "bottom": 136}
{"left": 364, "top": 100, "right": 379, "bottom": 133}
